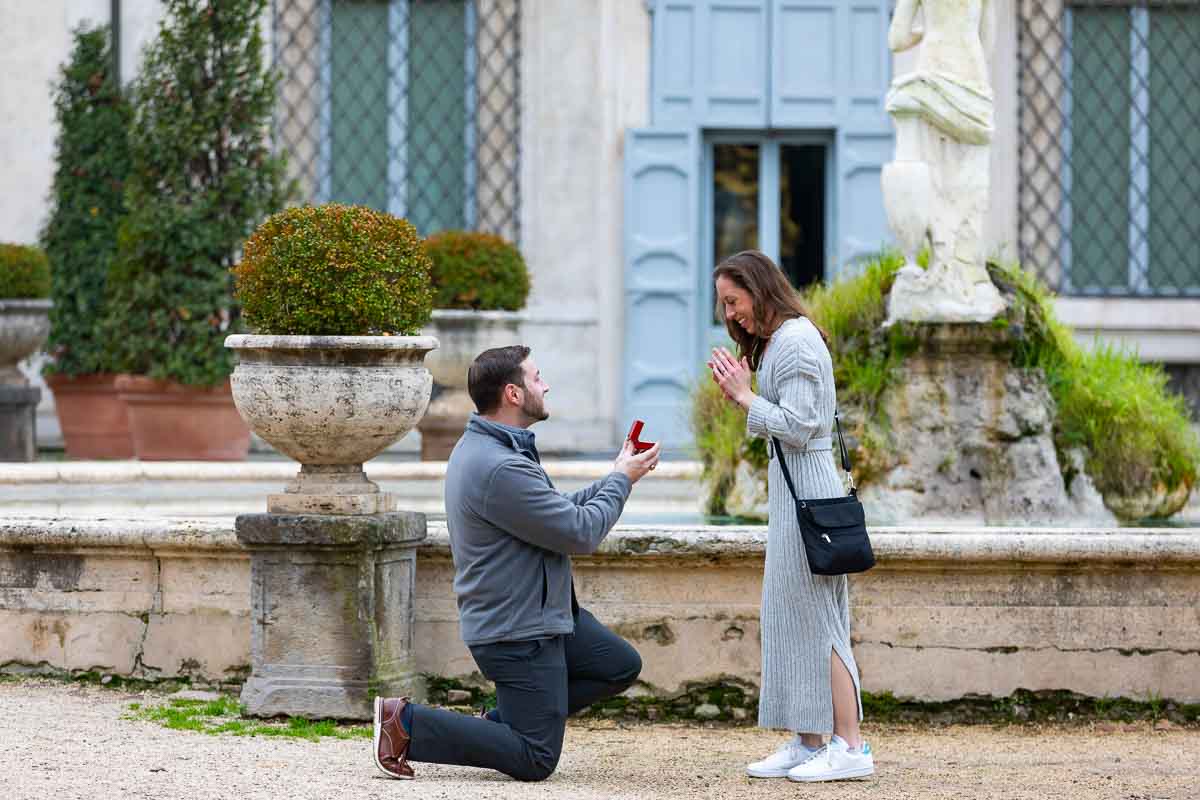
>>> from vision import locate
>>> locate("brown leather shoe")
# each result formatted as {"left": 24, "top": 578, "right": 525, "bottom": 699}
{"left": 372, "top": 696, "right": 414, "bottom": 779}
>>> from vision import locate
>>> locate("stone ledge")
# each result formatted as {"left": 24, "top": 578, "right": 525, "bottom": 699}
{"left": 0, "top": 517, "right": 238, "bottom": 554}
{"left": 234, "top": 512, "right": 426, "bottom": 547}
{"left": 421, "top": 522, "right": 1200, "bottom": 566}
{"left": 4, "top": 517, "right": 1200, "bottom": 565}
{"left": 0, "top": 460, "right": 703, "bottom": 485}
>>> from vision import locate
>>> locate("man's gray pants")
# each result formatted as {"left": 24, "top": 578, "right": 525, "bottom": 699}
{"left": 407, "top": 607, "right": 642, "bottom": 782}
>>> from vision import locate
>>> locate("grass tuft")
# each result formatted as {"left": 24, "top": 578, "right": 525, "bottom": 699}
{"left": 126, "top": 695, "right": 372, "bottom": 741}
{"left": 992, "top": 260, "right": 1199, "bottom": 515}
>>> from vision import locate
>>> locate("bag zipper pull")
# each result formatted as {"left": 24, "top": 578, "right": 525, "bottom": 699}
{"left": 822, "top": 534, "right": 831, "bottom": 543}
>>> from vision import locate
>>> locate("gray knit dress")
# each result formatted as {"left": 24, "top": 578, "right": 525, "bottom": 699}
{"left": 746, "top": 316, "right": 862, "bottom": 733}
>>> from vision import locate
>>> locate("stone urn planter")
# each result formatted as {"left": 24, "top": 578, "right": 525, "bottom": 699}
{"left": 224, "top": 333, "right": 438, "bottom": 719}
{"left": 0, "top": 299, "right": 51, "bottom": 461}
{"left": 225, "top": 334, "right": 438, "bottom": 513}
{"left": 115, "top": 375, "right": 250, "bottom": 461}
{"left": 417, "top": 309, "right": 525, "bottom": 459}
{"left": 44, "top": 373, "right": 134, "bottom": 459}
{"left": 1104, "top": 481, "right": 1193, "bottom": 522}
{"left": 0, "top": 299, "right": 51, "bottom": 384}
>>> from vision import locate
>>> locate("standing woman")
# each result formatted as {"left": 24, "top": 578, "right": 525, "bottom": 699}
{"left": 707, "top": 250, "right": 874, "bottom": 782}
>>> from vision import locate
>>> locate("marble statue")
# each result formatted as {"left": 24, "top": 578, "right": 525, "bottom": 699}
{"left": 882, "top": 0, "right": 1006, "bottom": 324}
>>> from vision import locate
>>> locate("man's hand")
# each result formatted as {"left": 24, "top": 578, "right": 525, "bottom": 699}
{"left": 613, "top": 438, "right": 662, "bottom": 484}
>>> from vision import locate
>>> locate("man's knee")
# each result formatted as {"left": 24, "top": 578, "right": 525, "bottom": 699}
{"left": 514, "top": 745, "right": 562, "bottom": 782}
{"left": 514, "top": 759, "right": 558, "bottom": 783}
{"left": 613, "top": 644, "right": 642, "bottom": 690}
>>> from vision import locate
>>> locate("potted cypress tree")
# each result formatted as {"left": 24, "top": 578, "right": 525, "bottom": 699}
{"left": 105, "top": 0, "right": 289, "bottom": 460}
{"left": 226, "top": 203, "right": 437, "bottom": 513}
{"left": 40, "top": 24, "right": 135, "bottom": 459}
{"left": 417, "top": 231, "right": 529, "bottom": 459}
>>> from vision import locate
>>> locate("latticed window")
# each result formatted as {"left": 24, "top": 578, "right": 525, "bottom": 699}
{"left": 1018, "top": 1, "right": 1200, "bottom": 296}
{"left": 271, "top": 0, "right": 521, "bottom": 241}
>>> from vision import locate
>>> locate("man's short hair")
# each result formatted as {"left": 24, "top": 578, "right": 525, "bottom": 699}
{"left": 467, "top": 345, "right": 532, "bottom": 415}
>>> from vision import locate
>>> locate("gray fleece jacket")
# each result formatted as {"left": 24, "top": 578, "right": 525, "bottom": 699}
{"left": 444, "top": 414, "right": 633, "bottom": 646}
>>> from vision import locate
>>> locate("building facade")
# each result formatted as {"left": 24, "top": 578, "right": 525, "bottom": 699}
{"left": 2, "top": 0, "right": 1197, "bottom": 454}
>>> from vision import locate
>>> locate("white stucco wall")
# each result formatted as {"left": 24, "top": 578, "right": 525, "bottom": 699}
{"left": 0, "top": 0, "right": 165, "bottom": 246}
{"left": 1, "top": 0, "right": 166, "bottom": 448}
{"left": 519, "top": 0, "right": 651, "bottom": 452}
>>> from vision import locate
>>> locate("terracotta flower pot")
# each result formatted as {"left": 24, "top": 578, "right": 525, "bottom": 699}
{"left": 44, "top": 373, "right": 134, "bottom": 459}
{"left": 114, "top": 375, "right": 250, "bottom": 461}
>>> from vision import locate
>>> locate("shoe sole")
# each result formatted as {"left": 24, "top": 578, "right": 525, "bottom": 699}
{"left": 746, "top": 767, "right": 792, "bottom": 778}
{"left": 788, "top": 766, "right": 874, "bottom": 782}
{"left": 372, "top": 696, "right": 413, "bottom": 780}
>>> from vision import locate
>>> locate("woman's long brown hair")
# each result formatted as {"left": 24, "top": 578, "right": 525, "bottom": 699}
{"left": 713, "top": 250, "right": 821, "bottom": 371}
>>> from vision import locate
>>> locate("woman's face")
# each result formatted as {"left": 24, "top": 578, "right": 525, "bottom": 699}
{"left": 715, "top": 274, "right": 757, "bottom": 335}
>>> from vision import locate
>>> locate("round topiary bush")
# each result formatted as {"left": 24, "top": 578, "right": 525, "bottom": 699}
{"left": 0, "top": 244, "right": 52, "bottom": 299}
{"left": 424, "top": 230, "right": 530, "bottom": 311}
{"left": 233, "top": 203, "right": 433, "bottom": 335}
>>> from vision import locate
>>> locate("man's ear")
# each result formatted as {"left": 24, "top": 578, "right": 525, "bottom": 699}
{"left": 503, "top": 382, "right": 521, "bottom": 407}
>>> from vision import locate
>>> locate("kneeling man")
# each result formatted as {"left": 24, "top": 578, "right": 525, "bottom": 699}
{"left": 373, "top": 345, "right": 661, "bottom": 781}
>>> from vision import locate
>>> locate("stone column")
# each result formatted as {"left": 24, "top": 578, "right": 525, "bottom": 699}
{"left": 235, "top": 511, "right": 426, "bottom": 720}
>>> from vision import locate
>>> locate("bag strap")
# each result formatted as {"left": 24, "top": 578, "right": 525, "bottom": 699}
{"left": 772, "top": 435, "right": 801, "bottom": 505}
{"left": 772, "top": 409, "right": 855, "bottom": 499}
{"left": 833, "top": 411, "right": 854, "bottom": 485}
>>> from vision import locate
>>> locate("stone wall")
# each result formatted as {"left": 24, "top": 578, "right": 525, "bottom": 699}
{"left": 0, "top": 518, "right": 250, "bottom": 684}
{"left": 2, "top": 518, "right": 1198, "bottom": 704}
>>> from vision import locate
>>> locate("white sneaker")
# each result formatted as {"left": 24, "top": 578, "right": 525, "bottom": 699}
{"left": 746, "top": 736, "right": 820, "bottom": 778}
{"left": 786, "top": 735, "right": 874, "bottom": 782}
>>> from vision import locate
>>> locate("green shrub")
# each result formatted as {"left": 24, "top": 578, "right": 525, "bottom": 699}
{"left": 802, "top": 252, "right": 912, "bottom": 416}
{"left": 103, "top": 0, "right": 290, "bottom": 386}
{"left": 0, "top": 244, "right": 52, "bottom": 299}
{"left": 992, "top": 260, "right": 1198, "bottom": 510}
{"left": 424, "top": 230, "right": 530, "bottom": 311}
{"left": 801, "top": 252, "right": 914, "bottom": 485}
{"left": 690, "top": 378, "right": 746, "bottom": 516}
{"left": 40, "top": 24, "right": 131, "bottom": 376}
{"left": 234, "top": 204, "right": 433, "bottom": 335}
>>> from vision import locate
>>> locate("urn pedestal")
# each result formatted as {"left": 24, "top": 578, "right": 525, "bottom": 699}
{"left": 235, "top": 512, "right": 426, "bottom": 719}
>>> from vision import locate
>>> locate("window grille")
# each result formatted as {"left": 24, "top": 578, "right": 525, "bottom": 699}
{"left": 272, "top": 0, "right": 521, "bottom": 241}
{"left": 1018, "top": 1, "right": 1200, "bottom": 296}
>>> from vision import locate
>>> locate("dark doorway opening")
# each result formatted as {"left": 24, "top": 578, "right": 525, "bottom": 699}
{"left": 780, "top": 143, "right": 826, "bottom": 290}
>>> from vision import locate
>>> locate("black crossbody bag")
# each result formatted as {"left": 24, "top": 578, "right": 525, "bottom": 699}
{"left": 772, "top": 412, "right": 875, "bottom": 576}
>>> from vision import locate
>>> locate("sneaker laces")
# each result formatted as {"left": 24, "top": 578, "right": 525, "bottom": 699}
{"left": 795, "top": 743, "right": 829, "bottom": 766}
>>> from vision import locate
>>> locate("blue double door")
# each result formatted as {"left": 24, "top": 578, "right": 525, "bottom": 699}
{"left": 623, "top": 1, "right": 895, "bottom": 449}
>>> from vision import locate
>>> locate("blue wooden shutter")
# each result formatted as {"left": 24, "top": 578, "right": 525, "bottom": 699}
{"left": 623, "top": 129, "right": 701, "bottom": 447}
{"left": 770, "top": 0, "right": 892, "bottom": 272}
{"left": 770, "top": 0, "right": 838, "bottom": 127}
{"left": 771, "top": 0, "right": 890, "bottom": 128}
{"left": 835, "top": 130, "right": 892, "bottom": 270}
{"left": 651, "top": 0, "right": 768, "bottom": 128}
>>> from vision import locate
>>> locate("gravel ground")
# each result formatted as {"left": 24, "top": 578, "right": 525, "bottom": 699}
{"left": 1, "top": 680, "right": 1196, "bottom": 800}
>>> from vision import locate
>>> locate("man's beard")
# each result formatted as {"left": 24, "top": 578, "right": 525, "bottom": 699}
{"left": 521, "top": 392, "right": 550, "bottom": 422}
